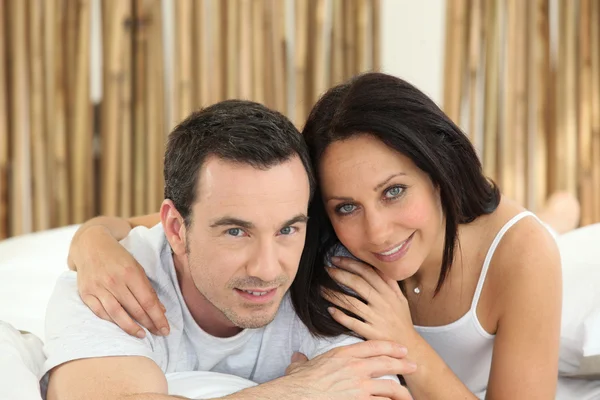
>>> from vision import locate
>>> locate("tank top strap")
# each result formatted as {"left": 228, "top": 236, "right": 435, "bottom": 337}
{"left": 470, "top": 211, "right": 537, "bottom": 309}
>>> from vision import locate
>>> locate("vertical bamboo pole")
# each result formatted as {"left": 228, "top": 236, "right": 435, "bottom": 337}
{"left": 8, "top": 0, "right": 32, "bottom": 235}
{"left": 66, "top": 0, "right": 78, "bottom": 147}
{"left": 119, "top": 0, "right": 133, "bottom": 218}
{"left": 467, "top": 0, "right": 482, "bottom": 148}
{"left": 578, "top": 0, "right": 593, "bottom": 225}
{"left": 330, "top": 0, "right": 344, "bottom": 85}
{"left": 44, "top": 0, "right": 57, "bottom": 227}
{"left": 294, "top": 0, "right": 309, "bottom": 126}
{"left": 194, "top": 0, "right": 209, "bottom": 108}
{"left": 312, "top": 0, "right": 327, "bottom": 101}
{"left": 252, "top": 0, "right": 265, "bottom": 105}
{"left": 211, "top": 0, "right": 225, "bottom": 103}
{"left": 226, "top": 0, "right": 239, "bottom": 99}
{"left": 0, "top": 0, "right": 8, "bottom": 238}
{"left": 133, "top": 0, "right": 148, "bottom": 215}
{"left": 101, "top": 0, "right": 127, "bottom": 216}
{"left": 144, "top": 0, "right": 156, "bottom": 213}
{"left": 553, "top": 0, "right": 567, "bottom": 193}
{"left": 72, "top": 0, "right": 92, "bottom": 223}
{"left": 54, "top": 0, "right": 71, "bottom": 226}
{"left": 529, "top": 0, "right": 549, "bottom": 211}
{"left": 483, "top": 0, "right": 499, "bottom": 181}
{"left": 175, "top": 0, "right": 193, "bottom": 123}
{"left": 513, "top": 1, "right": 528, "bottom": 206}
{"left": 239, "top": 0, "right": 252, "bottom": 100}
{"left": 591, "top": 0, "right": 600, "bottom": 222}
{"left": 271, "top": 0, "right": 287, "bottom": 113}
{"left": 355, "top": 0, "right": 368, "bottom": 73}
{"left": 563, "top": 0, "right": 578, "bottom": 195}
{"left": 372, "top": 0, "right": 381, "bottom": 71}
{"left": 146, "top": 0, "right": 165, "bottom": 212}
{"left": 263, "top": 0, "right": 275, "bottom": 109}
{"left": 500, "top": 0, "right": 518, "bottom": 199}
{"left": 443, "top": 0, "right": 468, "bottom": 124}
{"left": 343, "top": 0, "right": 356, "bottom": 79}
{"left": 29, "top": 0, "right": 51, "bottom": 231}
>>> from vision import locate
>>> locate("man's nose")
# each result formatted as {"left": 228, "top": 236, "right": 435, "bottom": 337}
{"left": 246, "top": 239, "right": 282, "bottom": 283}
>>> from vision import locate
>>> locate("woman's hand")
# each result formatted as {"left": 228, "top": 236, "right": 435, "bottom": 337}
{"left": 322, "top": 256, "right": 417, "bottom": 346}
{"left": 70, "top": 225, "right": 169, "bottom": 338}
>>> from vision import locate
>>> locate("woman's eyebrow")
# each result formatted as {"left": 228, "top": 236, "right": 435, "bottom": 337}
{"left": 373, "top": 172, "right": 406, "bottom": 191}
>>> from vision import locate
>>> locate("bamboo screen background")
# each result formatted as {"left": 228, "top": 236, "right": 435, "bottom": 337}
{"left": 0, "top": 0, "right": 381, "bottom": 239}
{"left": 443, "top": 0, "right": 600, "bottom": 226}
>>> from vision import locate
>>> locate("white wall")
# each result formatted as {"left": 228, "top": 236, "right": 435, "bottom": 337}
{"left": 380, "top": 0, "right": 446, "bottom": 106}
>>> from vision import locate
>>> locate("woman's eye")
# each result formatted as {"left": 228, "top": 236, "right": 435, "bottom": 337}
{"left": 227, "top": 228, "right": 245, "bottom": 237}
{"left": 337, "top": 204, "right": 356, "bottom": 214}
{"left": 384, "top": 186, "right": 403, "bottom": 198}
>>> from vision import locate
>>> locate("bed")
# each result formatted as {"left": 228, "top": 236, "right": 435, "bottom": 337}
{"left": 1, "top": 223, "right": 600, "bottom": 399}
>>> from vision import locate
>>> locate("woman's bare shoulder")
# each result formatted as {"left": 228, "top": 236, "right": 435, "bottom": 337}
{"left": 481, "top": 198, "right": 561, "bottom": 293}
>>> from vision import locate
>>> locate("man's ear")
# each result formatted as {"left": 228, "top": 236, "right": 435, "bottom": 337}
{"left": 160, "top": 200, "right": 187, "bottom": 255}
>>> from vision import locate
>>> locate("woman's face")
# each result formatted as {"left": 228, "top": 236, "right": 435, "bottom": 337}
{"left": 319, "top": 134, "right": 444, "bottom": 280}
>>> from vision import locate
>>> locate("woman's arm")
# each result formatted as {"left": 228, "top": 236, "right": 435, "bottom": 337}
{"left": 484, "top": 222, "right": 562, "bottom": 399}
{"left": 67, "top": 213, "right": 167, "bottom": 338}
{"left": 67, "top": 213, "right": 160, "bottom": 271}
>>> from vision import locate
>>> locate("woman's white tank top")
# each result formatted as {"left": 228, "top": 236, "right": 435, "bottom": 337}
{"left": 414, "top": 211, "right": 537, "bottom": 398}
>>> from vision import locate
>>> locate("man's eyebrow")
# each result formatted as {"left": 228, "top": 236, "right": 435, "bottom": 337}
{"left": 281, "top": 214, "right": 309, "bottom": 227}
{"left": 209, "top": 217, "right": 255, "bottom": 229}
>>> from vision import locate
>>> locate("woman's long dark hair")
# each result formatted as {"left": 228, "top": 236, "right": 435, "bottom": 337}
{"left": 290, "top": 72, "right": 501, "bottom": 337}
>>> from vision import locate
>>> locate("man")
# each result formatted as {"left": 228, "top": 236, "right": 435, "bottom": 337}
{"left": 43, "top": 100, "right": 414, "bottom": 400}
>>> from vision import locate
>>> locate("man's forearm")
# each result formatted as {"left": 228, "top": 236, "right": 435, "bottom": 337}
{"left": 122, "top": 395, "right": 188, "bottom": 400}
{"left": 218, "top": 378, "right": 303, "bottom": 400}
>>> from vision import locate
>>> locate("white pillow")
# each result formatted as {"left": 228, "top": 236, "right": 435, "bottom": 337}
{"left": 0, "top": 225, "right": 80, "bottom": 340}
{"left": 556, "top": 223, "right": 600, "bottom": 377}
{"left": 167, "top": 371, "right": 256, "bottom": 398}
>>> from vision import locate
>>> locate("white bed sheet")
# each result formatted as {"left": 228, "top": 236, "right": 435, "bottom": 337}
{"left": 0, "top": 225, "right": 80, "bottom": 341}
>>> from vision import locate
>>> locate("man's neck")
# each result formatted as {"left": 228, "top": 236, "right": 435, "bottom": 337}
{"left": 172, "top": 253, "right": 243, "bottom": 338}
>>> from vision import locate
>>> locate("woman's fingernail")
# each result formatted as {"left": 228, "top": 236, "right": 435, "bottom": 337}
{"left": 330, "top": 256, "right": 340, "bottom": 263}
{"left": 407, "top": 361, "right": 418, "bottom": 370}
{"left": 327, "top": 306, "right": 336, "bottom": 315}
{"left": 136, "top": 330, "right": 146, "bottom": 338}
{"left": 398, "top": 346, "right": 408, "bottom": 356}
{"left": 160, "top": 327, "right": 169, "bottom": 336}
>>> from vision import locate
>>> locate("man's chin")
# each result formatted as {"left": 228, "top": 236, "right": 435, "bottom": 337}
{"left": 228, "top": 301, "right": 282, "bottom": 329}
{"left": 230, "top": 311, "right": 278, "bottom": 329}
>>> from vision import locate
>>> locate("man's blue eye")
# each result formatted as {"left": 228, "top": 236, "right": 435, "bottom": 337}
{"left": 279, "top": 226, "right": 296, "bottom": 235}
{"left": 227, "top": 228, "right": 243, "bottom": 236}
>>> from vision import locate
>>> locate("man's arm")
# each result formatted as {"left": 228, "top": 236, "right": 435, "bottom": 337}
{"left": 46, "top": 356, "right": 179, "bottom": 400}
{"left": 48, "top": 340, "right": 414, "bottom": 400}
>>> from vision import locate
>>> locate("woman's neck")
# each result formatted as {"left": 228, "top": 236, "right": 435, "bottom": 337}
{"left": 403, "top": 220, "right": 454, "bottom": 294}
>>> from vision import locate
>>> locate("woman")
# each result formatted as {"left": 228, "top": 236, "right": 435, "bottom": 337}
{"left": 68, "top": 73, "right": 580, "bottom": 398}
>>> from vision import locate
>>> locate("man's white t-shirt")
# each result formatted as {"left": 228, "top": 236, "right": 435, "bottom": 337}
{"left": 42, "top": 224, "right": 371, "bottom": 387}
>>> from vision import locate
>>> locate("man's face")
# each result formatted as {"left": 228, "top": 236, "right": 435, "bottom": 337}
{"left": 182, "top": 155, "right": 310, "bottom": 329}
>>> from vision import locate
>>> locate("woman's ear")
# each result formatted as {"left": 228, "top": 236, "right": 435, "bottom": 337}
{"left": 160, "top": 200, "right": 187, "bottom": 255}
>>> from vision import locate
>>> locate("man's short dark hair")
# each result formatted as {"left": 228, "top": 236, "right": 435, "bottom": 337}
{"left": 164, "top": 99, "right": 315, "bottom": 226}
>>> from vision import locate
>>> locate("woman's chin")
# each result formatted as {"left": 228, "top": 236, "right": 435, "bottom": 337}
{"left": 371, "top": 257, "right": 420, "bottom": 282}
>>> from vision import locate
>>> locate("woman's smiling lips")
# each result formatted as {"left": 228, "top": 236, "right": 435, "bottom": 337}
{"left": 372, "top": 232, "right": 415, "bottom": 262}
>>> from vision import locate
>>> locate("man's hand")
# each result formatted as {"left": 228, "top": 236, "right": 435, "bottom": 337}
{"left": 229, "top": 340, "right": 416, "bottom": 400}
